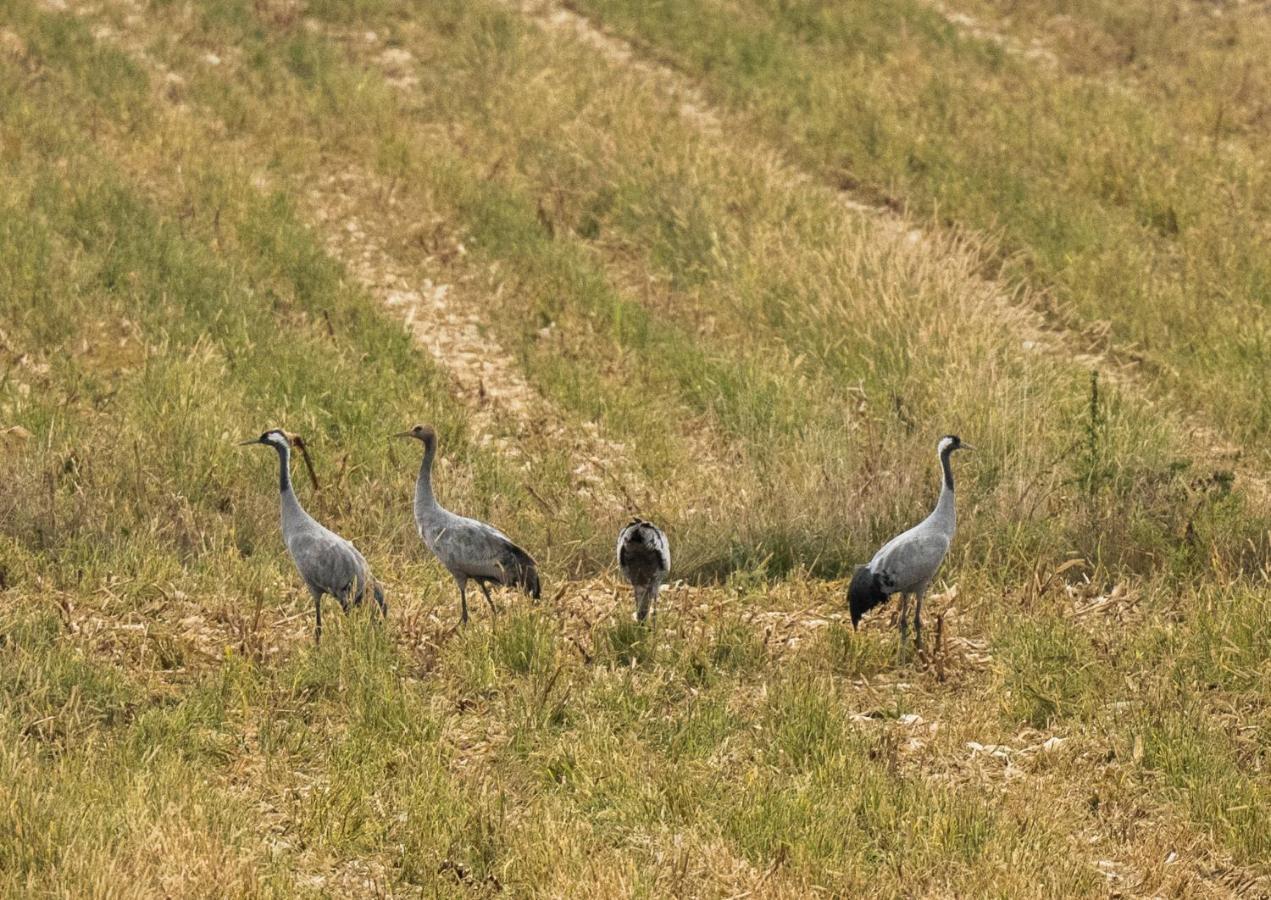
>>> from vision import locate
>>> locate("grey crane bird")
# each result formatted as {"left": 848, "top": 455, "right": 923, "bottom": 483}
{"left": 395, "top": 424, "right": 540, "bottom": 625}
{"left": 616, "top": 518, "right": 670, "bottom": 623}
{"left": 241, "top": 429, "right": 386, "bottom": 644}
{"left": 849, "top": 434, "right": 973, "bottom": 646}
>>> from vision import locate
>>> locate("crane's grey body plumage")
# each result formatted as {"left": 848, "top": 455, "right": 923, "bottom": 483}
{"left": 399, "top": 425, "right": 540, "bottom": 624}
{"left": 616, "top": 518, "right": 670, "bottom": 623}
{"left": 246, "top": 430, "right": 386, "bottom": 643}
{"left": 849, "top": 435, "right": 971, "bottom": 646}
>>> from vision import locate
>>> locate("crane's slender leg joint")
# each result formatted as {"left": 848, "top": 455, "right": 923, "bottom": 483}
{"left": 312, "top": 589, "right": 323, "bottom": 645}
{"left": 457, "top": 576, "right": 469, "bottom": 626}
{"left": 478, "top": 581, "right": 498, "bottom": 617}
{"left": 914, "top": 587, "right": 927, "bottom": 651}
{"left": 897, "top": 593, "right": 911, "bottom": 646}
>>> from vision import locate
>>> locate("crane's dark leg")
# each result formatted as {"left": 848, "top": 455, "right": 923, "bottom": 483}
{"left": 897, "top": 593, "right": 911, "bottom": 647}
{"left": 478, "top": 581, "right": 498, "bottom": 617}
{"left": 914, "top": 587, "right": 927, "bottom": 651}
{"left": 310, "top": 587, "right": 324, "bottom": 645}
{"left": 457, "top": 575, "right": 469, "bottom": 626}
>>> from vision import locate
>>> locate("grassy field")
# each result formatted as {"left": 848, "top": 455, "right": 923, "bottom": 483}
{"left": 0, "top": 0, "right": 1267, "bottom": 895}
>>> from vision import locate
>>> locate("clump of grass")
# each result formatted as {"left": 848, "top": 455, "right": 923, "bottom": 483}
{"left": 594, "top": 618, "right": 657, "bottom": 668}
{"left": 815, "top": 621, "right": 894, "bottom": 678}
{"left": 759, "top": 673, "right": 847, "bottom": 771}
{"left": 677, "top": 614, "right": 766, "bottom": 685}
{"left": 491, "top": 610, "right": 559, "bottom": 676}
{"left": 995, "top": 617, "right": 1111, "bottom": 728}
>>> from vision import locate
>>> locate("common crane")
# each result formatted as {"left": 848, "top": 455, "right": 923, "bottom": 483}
{"left": 395, "top": 424, "right": 540, "bottom": 625}
{"left": 849, "top": 434, "right": 973, "bottom": 647}
{"left": 616, "top": 518, "right": 670, "bottom": 623}
{"left": 240, "top": 429, "right": 385, "bottom": 644}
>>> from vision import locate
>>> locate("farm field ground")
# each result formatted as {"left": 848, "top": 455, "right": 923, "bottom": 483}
{"left": 0, "top": 0, "right": 1267, "bottom": 895}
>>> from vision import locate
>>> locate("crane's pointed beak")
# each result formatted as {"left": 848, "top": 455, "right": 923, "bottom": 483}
{"left": 238, "top": 438, "right": 260, "bottom": 446}
{"left": 391, "top": 431, "right": 414, "bottom": 439}
{"left": 961, "top": 443, "right": 976, "bottom": 451}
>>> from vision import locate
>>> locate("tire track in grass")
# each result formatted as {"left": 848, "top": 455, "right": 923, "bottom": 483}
{"left": 302, "top": 165, "right": 647, "bottom": 515}
{"left": 322, "top": 23, "right": 763, "bottom": 530}
{"left": 506, "top": 0, "right": 1270, "bottom": 507}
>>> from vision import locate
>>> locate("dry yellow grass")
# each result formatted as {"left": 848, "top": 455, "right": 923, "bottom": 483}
{"left": 0, "top": 0, "right": 1267, "bottom": 896}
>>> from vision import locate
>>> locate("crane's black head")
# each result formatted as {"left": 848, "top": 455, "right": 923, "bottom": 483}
{"left": 848, "top": 565, "right": 889, "bottom": 630}
{"left": 938, "top": 434, "right": 974, "bottom": 455}
{"left": 394, "top": 423, "right": 437, "bottom": 450}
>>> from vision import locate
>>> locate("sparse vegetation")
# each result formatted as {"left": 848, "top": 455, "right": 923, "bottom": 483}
{"left": 0, "top": 0, "right": 1266, "bottom": 895}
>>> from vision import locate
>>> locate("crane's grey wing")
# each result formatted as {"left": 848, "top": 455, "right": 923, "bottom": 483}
{"left": 435, "top": 518, "right": 540, "bottom": 597}
{"left": 871, "top": 528, "right": 950, "bottom": 595}
{"left": 648, "top": 524, "right": 670, "bottom": 574}
{"left": 616, "top": 521, "right": 638, "bottom": 567}
{"left": 288, "top": 528, "right": 363, "bottom": 597}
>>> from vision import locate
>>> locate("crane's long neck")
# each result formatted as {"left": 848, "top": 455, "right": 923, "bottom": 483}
{"left": 414, "top": 438, "right": 440, "bottom": 519}
{"left": 932, "top": 446, "right": 957, "bottom": 529}
{"left": 273, "top": 443, "right": 307, "bottom": 524}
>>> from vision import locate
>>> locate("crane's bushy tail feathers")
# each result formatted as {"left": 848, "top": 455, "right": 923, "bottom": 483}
{"left": 373, "top": 581, "right": 387, "bottom": 617}
{"left": 848, "top": 566, "right": 890, "bottom": 629}
{"left": 522, "top": 564, "right": 541, "bottom": 600}
{"left": 499, "top": 542, "right": 541, "bottom": 600}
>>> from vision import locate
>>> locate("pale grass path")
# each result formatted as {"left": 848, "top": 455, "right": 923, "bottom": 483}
{"left": 506, "top": 0, "right": 1269, "bottom": 507}
{"left": 921, "top": 0, "right": 1060, "bottom": 67}
{"left": 321, "top": 21, "right": 748, "bottom": 516}
{"left": 302, "top": 167, "right": 646, "bottom": 513}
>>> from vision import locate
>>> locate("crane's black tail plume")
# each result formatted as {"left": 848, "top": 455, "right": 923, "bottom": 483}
{"left": 848, "top": 565, "right": 889, "bottom": 630}
{"left": 501, "top": 544, "right": 541, "bottom": 600}
{"left": 521, "top": 565, "right": 542, "bottom": 600}
{"left": 372, "top": 581, "right": 387, "bottom": 617}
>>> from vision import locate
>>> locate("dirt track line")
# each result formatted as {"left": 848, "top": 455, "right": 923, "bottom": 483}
{"left": 920, "top": 0, "right": 1059, "bottom": 67}
{"left": 504, "top": 0, "right": 1269, "bottom": 505}
{"left": 302, "top": 167, "right": 646, "bottom": 512}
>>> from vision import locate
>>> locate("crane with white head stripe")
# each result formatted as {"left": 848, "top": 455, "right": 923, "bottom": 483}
{"left": 849, "top": 434, "right": 973, "bottom": 648}
{"left": 240, "top": 429, "right": 386, "bottom": 644}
